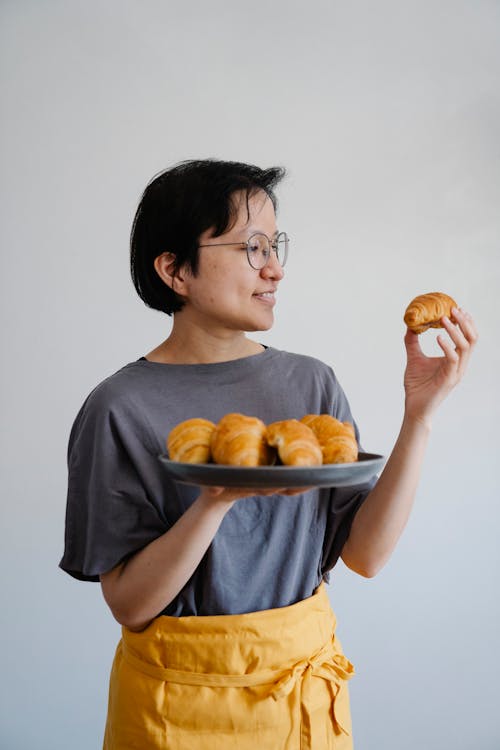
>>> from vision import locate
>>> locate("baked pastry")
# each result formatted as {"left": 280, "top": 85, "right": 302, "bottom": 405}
{"left": 167, "top": 418, "right": 216, "bottom": 463}
{"left": 211, "top": 413, "right": 273, "bottom": 466}
{"left": 266, "top": 419, "right": 322, "bottom": 467}
{"left": 300, "top": 414, "right": 358, "bottom": 464}
{"left": 404, "top": 292, "right": 457, "bottom": 334}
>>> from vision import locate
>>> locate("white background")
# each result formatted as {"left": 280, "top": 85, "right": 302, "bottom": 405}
{"left": 1, "top": 1, "right": 499, "bottom": 748}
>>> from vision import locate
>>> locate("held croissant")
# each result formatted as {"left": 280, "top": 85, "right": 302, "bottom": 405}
{"left": 211, "top": 413, "right": 273, "bottom": 466}
{"left": 266, "top": 419, "right": 322, "bottom": 467}
{"left": 300, "top": 414, "right": 358, "bottom": 464}
{"left": 404, "top": 292, "right": 457, "bottom": 334}
{"left": 167, "top": 418, "right": 216, "bottom": 463}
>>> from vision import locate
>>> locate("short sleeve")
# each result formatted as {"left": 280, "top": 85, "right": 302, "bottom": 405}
{"left": 59, "top": 387, "right": 169, "bottom": 582}
{"left": 321, "top": 371, "right": 378, "bottom": 575}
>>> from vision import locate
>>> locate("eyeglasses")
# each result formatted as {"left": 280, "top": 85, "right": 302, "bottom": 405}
{"left": 198, "top": 231, "right": 289, "bottom": 270}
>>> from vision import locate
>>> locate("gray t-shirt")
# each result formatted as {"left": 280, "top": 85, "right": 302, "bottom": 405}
{"left": 59, "top": 347, "right": 376, "bottom": 616}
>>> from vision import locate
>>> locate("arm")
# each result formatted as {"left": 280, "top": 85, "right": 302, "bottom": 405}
{"left": 100, "top": 484, "right": 298, "bottom": 631}
{"left": 100, "top": 488, "right": 236, "bottom": 631}
{"left": 341, "top": 307, "right": 478, "bottom": 577}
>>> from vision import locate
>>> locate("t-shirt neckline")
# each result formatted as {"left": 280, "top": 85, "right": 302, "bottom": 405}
{"left": 136, "top": 345, "right": 273, "bottom": 370}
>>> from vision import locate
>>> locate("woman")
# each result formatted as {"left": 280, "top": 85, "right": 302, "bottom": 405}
{"left": 60, "top": 159, "right": 477, "bottom": 749}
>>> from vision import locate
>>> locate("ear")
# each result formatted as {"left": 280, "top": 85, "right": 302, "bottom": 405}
{"left": 154, "top": 252, "right": 189, "bottom": 296}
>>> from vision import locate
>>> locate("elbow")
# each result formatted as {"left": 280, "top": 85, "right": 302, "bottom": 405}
{"left": 341, "top": 548, "right": 388, "bottom": 578}
{"left": 107, "top": 602, "right": 153, "bottom": 632}
{"left": 341, "top": 532, "right": 393, "bottom": 578}
{"left": 355, "top": 563, "right": 382, "bottom": 579}
{"left": 121, "top": 617, "right": 153, "bottom": 633}
{"left": 344, "top": 561, "right": 381, "bottom": 578}
{"left": 100, "top": 574, "right": 153, "bottom": 631}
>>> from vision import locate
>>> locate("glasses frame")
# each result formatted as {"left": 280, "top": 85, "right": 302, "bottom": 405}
{"left": 198, "top": 231, "right": 289, "bottom": 270}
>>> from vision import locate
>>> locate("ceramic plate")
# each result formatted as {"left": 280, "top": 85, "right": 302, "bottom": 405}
{"left": 158, "top": 452, "right": 384, "bottom": 489}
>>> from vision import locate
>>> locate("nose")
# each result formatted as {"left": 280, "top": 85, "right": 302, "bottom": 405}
{"left": 260, "top": 251, "right": 285, "bottom": 281}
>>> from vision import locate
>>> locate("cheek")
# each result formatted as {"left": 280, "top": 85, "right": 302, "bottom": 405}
{"left": 199, "top": 251, "right": 223, "bottom": 274}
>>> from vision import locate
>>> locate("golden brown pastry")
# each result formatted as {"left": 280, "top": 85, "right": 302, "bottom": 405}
{"left": 211, "top": 413, "right": 273, "bottom": 466}
{"left": 404, "top": 292, "right": 457, "bottom": 334}
{"left": 300, "top": 414, "right": 358, "bottom": 464}
{"left": 266, "top": 419, "right": 322, "bottom": 467}
{"left": 167, "top": 418, "right": 216, "bottom": 463}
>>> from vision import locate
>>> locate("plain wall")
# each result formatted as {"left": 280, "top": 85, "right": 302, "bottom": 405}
{"left": 1, "top": 1, "right": 499, "bottom": 748}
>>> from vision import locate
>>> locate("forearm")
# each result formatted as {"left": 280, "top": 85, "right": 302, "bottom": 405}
{"left": 341, "top": 414, "right": 431, "bottom": 577}
{"left": 100, "top": 491, "right": 235, "bottom": 631}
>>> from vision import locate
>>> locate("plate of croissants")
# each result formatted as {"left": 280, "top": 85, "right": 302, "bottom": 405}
{"left": 158, "top": 413, "right": 385, "bottom": 488}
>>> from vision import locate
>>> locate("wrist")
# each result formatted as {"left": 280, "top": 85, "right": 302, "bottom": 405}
{"left": 402, "top": 408, "right": 433, "bottom": 433}
{"left": 197, "top": 488, "right": 237, "bottom": 512}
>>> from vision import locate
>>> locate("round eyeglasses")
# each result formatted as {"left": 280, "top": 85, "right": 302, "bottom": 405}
{"left": 198, "top": 231, "right": 289, "bottom": 271}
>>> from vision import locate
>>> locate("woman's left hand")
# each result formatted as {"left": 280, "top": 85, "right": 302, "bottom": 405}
{"left": 403, "top": 307, "right": 478, "bottom": 425}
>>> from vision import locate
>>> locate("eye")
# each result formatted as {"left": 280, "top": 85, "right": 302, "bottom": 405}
{"left": 248, "top": 235, "right": 270, "bottom": 257}
{"left": 248, "top": 240, "right": 260, "bottom": 254}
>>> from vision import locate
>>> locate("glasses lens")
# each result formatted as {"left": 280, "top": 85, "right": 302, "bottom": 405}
{"left": 246, "top": 234, "right": 270, "bottom": 269}
{"left": 276, "top": 232, "right": 289, "bottom": 267}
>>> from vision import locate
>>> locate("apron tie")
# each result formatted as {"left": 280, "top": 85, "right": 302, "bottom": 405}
{"left": 268, "top": 642, "right": 354, "bottom": 737}
{"left": 121, "top": 637, "right": 354, "bottom": 741}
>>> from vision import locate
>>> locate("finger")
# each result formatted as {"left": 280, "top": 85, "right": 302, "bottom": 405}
{"left": 436, "top": 332, "right": 460, "bottom": 369}
{"left": 404, "top": 327, "right": 424, "bottom": 356}
{"left": 280, "top": 486, "right": 312, "bottom": 496}
{"left": 441, "top": 313, "right": 473, "bottom": 378}
{"left": 204, "top": 486, "right": 225, "bottom": 497}
{"left": 452, "top": 307, "right": 479, "bottom": 346}
{"left": 441, "top": 315, "right": 470, "bottom": 353}
{"left": 235, "top": 487, "right": 293, "bottom": 498}
{"left": 262, "top": 487, "right": 309, "bottom": 496}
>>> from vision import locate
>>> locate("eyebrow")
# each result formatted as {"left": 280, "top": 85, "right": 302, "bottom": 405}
{"left": 244, "top": 228, "right": 280, "bottom": 238}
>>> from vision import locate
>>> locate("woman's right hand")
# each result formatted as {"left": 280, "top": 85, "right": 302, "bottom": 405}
{"left": 199, "top": 484, "right": 311, "bottom": 505}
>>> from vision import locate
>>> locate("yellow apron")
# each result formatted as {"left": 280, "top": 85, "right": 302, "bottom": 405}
{"left": 103, "top": 583, "right": 355, "bottom": 749}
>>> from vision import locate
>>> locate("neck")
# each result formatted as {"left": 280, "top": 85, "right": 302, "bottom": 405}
{"left": 145, "top": 317, "right": 265, "bottom": 365}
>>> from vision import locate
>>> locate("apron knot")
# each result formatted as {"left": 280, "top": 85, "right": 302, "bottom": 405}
{"left": 269, "top": 642, "right": 354, "bottom": 736}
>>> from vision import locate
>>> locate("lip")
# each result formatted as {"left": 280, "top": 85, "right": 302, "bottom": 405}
{"left": 252, "top": 290, "right": 276, "bottom": 306}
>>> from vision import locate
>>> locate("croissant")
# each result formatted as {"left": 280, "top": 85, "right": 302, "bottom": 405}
{"left": 167, "top": 418, "right": 216, "bottom": 463}
{"left": 266, "top": 419, "right": 322, "bottom": 467}
{"left": 404, "top": 292, "right": 457, "bottom": 334}
{"left": 300, "top": 414, "right": 358, "bottom": 464}
{"left": 211, "top": 413, "right": 273, "bottom": 466}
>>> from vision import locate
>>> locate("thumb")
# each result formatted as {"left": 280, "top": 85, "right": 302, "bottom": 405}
{"left": 404, "top": 327, "right": 422, "bottom": 356}
{"left": 204, "top": 486, "right": 225, "bottom": 497}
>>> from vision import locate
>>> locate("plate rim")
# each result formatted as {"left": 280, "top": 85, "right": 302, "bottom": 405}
{"left": 157, "top": 452, "right": 385, "bottom": 487}
{"left": 158, "top": 451, "right": 384, "bottom": 471}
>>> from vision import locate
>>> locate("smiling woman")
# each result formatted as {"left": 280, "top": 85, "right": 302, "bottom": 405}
{"left": 59, "top": 158, "right": 477, "bottom": 749}
{"left": 151, "top": 190, "right": 285, "bottom": 351}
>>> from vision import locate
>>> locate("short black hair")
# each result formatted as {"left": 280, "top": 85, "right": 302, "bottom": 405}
{"left": 130, "top": 158, "right": 286, "bottom": 315}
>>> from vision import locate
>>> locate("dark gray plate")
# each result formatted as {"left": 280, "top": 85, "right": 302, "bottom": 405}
{"left": 158, "top": 452, "right": 384, "bottom": 488}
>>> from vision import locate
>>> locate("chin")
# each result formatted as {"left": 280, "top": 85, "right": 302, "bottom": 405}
{"left": 245, "top": 316, "right": 274, "bottom": 333}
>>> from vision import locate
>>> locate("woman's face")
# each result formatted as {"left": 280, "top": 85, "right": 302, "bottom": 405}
{"left": 176, "top": 190, "right": 285, "bottom": 334}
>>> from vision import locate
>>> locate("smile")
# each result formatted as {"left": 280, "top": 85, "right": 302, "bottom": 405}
{"left": 253, "top": 292, "right": 276, "bottom": 305}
